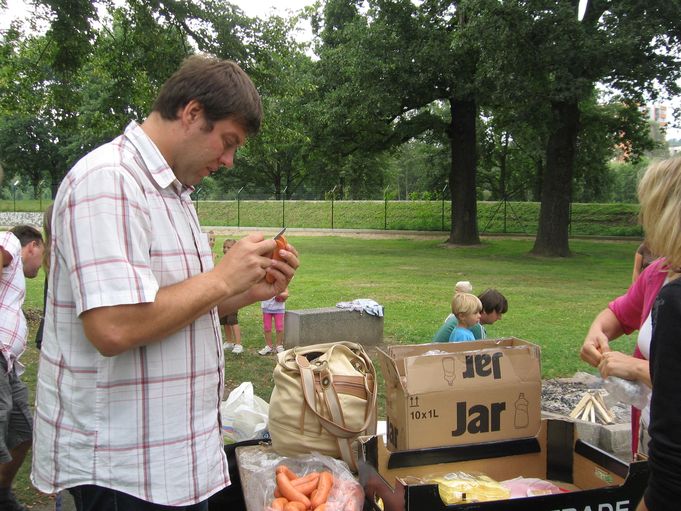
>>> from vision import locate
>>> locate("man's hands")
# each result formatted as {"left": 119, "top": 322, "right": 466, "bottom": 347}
{"left": 214, "top": 232, "right": 299, "bottom": 303}
{"left": 81, "top": 232, "right": 299, "bottom": 357}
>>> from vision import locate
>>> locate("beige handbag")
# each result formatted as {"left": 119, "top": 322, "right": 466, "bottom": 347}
{"left": 268, "top": 342, "right": 377, "bottom": 471}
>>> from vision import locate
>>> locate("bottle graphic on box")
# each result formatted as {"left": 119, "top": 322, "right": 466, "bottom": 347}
{"left": 442, "top": 357, "right": 455, "bottom": 386}
{"left": 514, "top": 393, "right": 529, "bottom": 429}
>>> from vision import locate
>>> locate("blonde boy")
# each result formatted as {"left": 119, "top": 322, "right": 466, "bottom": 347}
{"left": 448, "top": 293, "right": 482, "bottom": 342}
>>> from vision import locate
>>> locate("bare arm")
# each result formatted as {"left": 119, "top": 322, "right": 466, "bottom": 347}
{"left": 636, "top": 498, "right": 649, "bottom": 511}
{"left": 82, "top": 271, "right": 231, "bottom": 356}
{"left": 580, "top": 308, "right": 625, "bottom": 367}
{"left": 82, "top": 233, "right": 299, "bottom": 356}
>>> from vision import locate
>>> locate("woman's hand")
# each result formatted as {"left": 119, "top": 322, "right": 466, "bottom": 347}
{"left": 581, "top": 308, "right": 625, "bottom": 367}
{"left": 598, "top": 351, "right": 651, "bottom": 387}
{"left": 581, "top": 330, "right": 611, "bottom": 367}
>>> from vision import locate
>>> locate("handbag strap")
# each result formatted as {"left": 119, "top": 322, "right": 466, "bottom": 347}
{"left": 296, "top": 353, "right": 377, "bottom": 437}
{"left": 297, "top": 352, "right": 376, "bottom": 471}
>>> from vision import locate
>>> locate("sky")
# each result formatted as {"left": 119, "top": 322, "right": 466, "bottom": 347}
{"left": 231, "top": 0, "right": 314, "bottom": 18}
{"left": 2, "top": 0, "right": 315, "bottom": 29}
{"left": 232, "top": 0, "right": 315, "bottom": 44}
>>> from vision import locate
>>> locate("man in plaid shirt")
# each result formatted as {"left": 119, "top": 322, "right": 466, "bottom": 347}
{"left": 32, "top": 56, "right": 299, "bottom": 510}
{"left": 0, "top": 225, "right": 44, "bottom": 511}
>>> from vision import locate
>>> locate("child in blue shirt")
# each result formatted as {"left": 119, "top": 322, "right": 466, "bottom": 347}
{"left": 448, "top": 292, "right": 482, "bottom": 342}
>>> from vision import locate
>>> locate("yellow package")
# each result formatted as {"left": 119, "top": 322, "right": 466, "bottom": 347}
{"left": 427, "top": 471, "right": 511, "bottom": 504}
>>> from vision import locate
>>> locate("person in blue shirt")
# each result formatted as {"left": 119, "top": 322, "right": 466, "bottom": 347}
{"left": 434, "top": 288, "right": 508, "bottom": 342}
{"left": 448, "top": 293, "right": 482, "bottom": 342}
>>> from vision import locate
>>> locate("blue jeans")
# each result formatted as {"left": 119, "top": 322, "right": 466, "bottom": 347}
{"left": 69, "top": 485, "right": 209, "bottom": 511}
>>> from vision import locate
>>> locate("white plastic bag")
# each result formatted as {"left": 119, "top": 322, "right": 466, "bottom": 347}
{"left": 220, "top": 382, "right": 270, "bottom": 443}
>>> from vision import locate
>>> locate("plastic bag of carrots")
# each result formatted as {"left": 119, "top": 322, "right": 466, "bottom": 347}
{"left": 238, "top": 447, "right": 363, "bottom": 511}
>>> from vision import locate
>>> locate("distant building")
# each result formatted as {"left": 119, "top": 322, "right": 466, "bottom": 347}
{"left": 611, "top": 103, "right": 671, "bottom": 162}
{"left": 641, "top": 103, "right": 669, "bottom": 128}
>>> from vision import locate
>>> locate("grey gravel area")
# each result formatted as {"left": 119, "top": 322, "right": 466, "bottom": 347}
{"left": 541, "top": 371, "right": 632, "bottom": 424}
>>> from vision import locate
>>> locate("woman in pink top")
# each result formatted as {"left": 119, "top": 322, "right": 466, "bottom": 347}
{"left": 581, "top": 255, "right": 668, "bottom": 458}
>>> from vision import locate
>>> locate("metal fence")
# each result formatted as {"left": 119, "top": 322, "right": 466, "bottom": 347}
{"left": 193, "top": 199, "right": 643, "bottom": 238}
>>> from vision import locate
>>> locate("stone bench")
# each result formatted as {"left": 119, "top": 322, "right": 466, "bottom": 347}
{"left": 284, "top": 307, "right": 383, "bottom": 347}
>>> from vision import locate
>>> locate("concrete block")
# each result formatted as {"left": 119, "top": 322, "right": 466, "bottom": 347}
{"left": 285, "top": 307, "right": 383, "bottom": 347}
{"left": 573, "top": 419, "right": 602, "bottom": 446}
{"left": 599, "top": 422, "right": 631, "bottom": 455}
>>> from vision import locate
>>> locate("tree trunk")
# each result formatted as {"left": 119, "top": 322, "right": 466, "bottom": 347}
{"left": 532, "top": 100, "right": 580, "bottom": 257}
{"left": 533, "top": 157, "right": 543, "bottom": 202}
{"left": 447, "top": 97, "right": 480, "bottom": 245}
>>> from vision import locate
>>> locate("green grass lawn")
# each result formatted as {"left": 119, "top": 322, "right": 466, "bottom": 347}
{"left": 15, "top": 235, "right": 639, "bottom": 507}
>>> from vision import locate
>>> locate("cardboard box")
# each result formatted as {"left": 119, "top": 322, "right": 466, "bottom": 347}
{"left": 358, "top": 419, "right": 648, "bottom": 511}
{"left": 379, "top": 338, "right": 541, "bottom": 450}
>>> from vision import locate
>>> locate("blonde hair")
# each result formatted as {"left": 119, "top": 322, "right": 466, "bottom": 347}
{"left": 455, "top": 280, "right": 473, "bottom": 294}
{"left": 637, "top": 157, "right": 681, "bottom": 269}
{"left": 451, "top": 292, "right": 483, "bottom": 317}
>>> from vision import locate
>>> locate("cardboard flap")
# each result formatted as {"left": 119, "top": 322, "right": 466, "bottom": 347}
{"left": 400, "top": 339, "right": 541, "bottom": 395}
{"left": 378, "top": 348, "right": 405, "bottom": 391}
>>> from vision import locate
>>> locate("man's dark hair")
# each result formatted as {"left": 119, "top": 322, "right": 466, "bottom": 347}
{"left": 478, "top": 288, "right": 508, "bottom": 314}
{"left": 10, "top": 225, "right": 43, "bottom": 247}
{"left": 152, "top": 55, "right": 263, "bottom": 136}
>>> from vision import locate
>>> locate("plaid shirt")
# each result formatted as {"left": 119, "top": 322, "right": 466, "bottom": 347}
{"left": 32, "top": 122, "right": 228, "bottom": 506}
{"left": 0, "top": 232, "right": 27, "bottom": 376}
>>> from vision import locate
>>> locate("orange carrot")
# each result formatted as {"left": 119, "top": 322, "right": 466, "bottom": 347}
{"left": 291, "top": 473, "right": 320, "bottom": 495}
{"left": 275, "top": 464, "right": 299, "bottom": 481}
{"left": 266, "top": 235, "right": 288, "bottom": 284}
{"left": 310, "top": 471, "right": 334, "bottom": 509}
{"left": 276, "top": 473, "right": 311, "bottom": 509}
{"left": 290, "top": 471, "right": 319, "bottom": 487}
{"left": 271, "top": 497, "right": 288, "bottom": 511}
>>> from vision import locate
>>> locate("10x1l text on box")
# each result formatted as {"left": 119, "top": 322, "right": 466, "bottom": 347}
{"left": 379, "top": 338, "right": 542, "bottom": 451}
